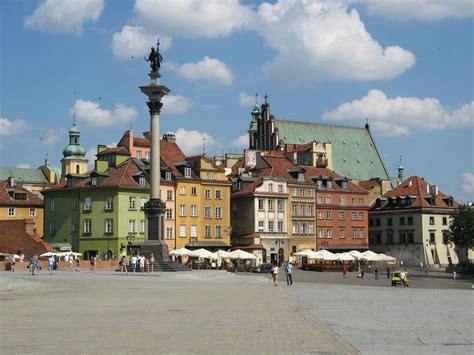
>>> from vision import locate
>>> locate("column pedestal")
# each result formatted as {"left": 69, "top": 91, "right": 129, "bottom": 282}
{"left": 142, "top": 198, "right": 169, "bottom": 261}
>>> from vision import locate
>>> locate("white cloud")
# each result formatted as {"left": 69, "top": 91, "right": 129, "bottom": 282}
{"left": 177, "top": 57, "right": 234, "bottom": 86}
{"left": 323, "top": 89, "right": 474, "bottom": 136}
{"left": 461, "top": 173, "right": 474, "bottom": 197}
{"left": 256, "top": 0, "right": 415, "bottom": 84}
{"left": 239, "top": 92, "right": 256, "bottom": 107}
{"left": 112, "top": 25, "right": 172, "bottom": 59}
{"left": 16, "top": 163, "right": 32, "bottom": 169}
{"left": 0, "top": 118, "right": 28, "bottom": 135}
{"left": 24, "top": 0, "right": 104, "bottom": 35}
{"left": 359, "top": 0, "right": 474, "bottom": 21}
{"left": 230, "top": 134, "right": 248, "bottom": 148}
{"left": 40, "top": 129, "right": 61, "bottom": 146}
{"left": 85, "top": 141, "right": 117, "bottom": 169}
{"left": 161, "top": 95, "right": 192, "bottom": 114}
{"left": 173, "top": 128, "right": 216, "bottom": 156}
{"left": 73, "top": 99, "right": 138, "bottom": 127}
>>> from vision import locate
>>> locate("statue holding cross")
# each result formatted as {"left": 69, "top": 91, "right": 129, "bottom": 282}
{"left": 145, "top": 38, "right": 163, "bottom": 73}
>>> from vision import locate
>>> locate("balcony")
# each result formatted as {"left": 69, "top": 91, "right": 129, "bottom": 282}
{"left": 316, "top": 158, "right": 328, "bottom": 168}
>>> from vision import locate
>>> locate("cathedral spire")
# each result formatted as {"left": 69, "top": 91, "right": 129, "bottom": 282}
{"left": 397, "top": 155, "right": 404, "bottom": 184}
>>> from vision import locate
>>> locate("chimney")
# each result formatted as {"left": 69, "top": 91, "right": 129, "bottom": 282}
{"left": 426, "top": 184, "right": 430, "bottom": 194}
{"left": 143, "top": 131, "right": 151, "bottom": 140}
{"left": 163, "top": 133, "right": 176, "bottom": 143}
{"left": 8, "top": 176, "right": 14, "bottom": 187}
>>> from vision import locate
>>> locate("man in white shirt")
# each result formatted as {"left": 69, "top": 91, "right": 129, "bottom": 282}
{"left": 131, "top": 255, "right": 138, "bottom": 273}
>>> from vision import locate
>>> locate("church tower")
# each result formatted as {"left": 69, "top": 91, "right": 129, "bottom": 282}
{"left": 60, "top": 115, "right": 88, "bottom": 182}
{"left": 248, "top": 94, "right": 260, "bottom": 149}
{"left": 397, "top": 156, "right": 404, "bottom": 185}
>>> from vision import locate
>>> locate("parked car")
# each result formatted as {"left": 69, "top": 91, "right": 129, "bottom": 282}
{"left": 391, "top": 270, "right": 410, "bottom": 287}
{"left": 251, "top": 263, "right": 274, "bottom": 273}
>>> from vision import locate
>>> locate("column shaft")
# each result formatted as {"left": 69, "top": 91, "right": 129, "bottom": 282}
{"left": 150, "top": 111, "right": 160, "bottom": 199}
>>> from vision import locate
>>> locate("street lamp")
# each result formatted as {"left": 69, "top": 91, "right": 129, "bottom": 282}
{"left": 127, "top": 232, "right": 136, "bottom": 256}
{"left": 275, "top": 239, "right": 284, "bottom": 266}
{"left": 189, "top": 236, "right": 197, "bottom": 249}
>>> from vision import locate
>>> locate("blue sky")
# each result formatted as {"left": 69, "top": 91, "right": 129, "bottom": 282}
{"left": 0, "top": 0, "right": 473, "bottom": 202}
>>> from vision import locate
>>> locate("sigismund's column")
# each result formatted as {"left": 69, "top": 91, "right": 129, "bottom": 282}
{"left": 140, "top": 39, "right": 170, "bottom": 261}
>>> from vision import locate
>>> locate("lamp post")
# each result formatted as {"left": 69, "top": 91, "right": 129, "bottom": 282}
{"left": 275, "top": 239, "right": 284, "bottom": 266}
{"left": 189, "top": 236, "right": 198, "bottom": 249}
{"left": 127, "top": 232, "right": 136, "bottom": 256}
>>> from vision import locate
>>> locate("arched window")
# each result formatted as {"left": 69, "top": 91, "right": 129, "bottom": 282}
{"left": 76, "top": 165, "right": 80, "bottom": 174}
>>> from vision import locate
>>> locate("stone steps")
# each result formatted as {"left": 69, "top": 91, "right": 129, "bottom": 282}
{"left": 117, "top": 261, "right": 191, "bottom": 272}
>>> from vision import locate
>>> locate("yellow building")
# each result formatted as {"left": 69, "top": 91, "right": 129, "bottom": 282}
{"left": 0, "top": 178, "right": 44, "bottom": 237}
{"left": 174, "top": 155, "right": 231, "bottom": 250}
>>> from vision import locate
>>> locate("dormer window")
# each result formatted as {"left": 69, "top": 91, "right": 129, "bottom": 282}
{"left": 67, "top": 179, "right": 73, "bottom": 188}
{"left": 327, "top": 180, "right": 333, "bottom": 189}
{"left": 91, "top": 177, "right": 97, "bottom": 186}
{"left": 341, "top": 181, "right": 348, "bottom": 190}
{"left": 139, "top": 177, "right": 146, "bottom": 187}
{"left": 297, "top": 173, "right": 304, "bottom": 182}
{"left": 238, "top": 181, "right": 243, "bottom": 190}
{"left": 165, "top": 172, "right": 172, "bottom": 181}
{"left": 184, "top": 167, "right": 192, "bottom": 178}
{"left": 316, "top": 180, "right": 322, "bottom": 189}
{"left": 405, "top": 197, "right": 412, "bottom": 206}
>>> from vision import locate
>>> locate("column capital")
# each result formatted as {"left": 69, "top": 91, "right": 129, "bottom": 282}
{"left": 147, "top": 101, "right": 163, "bottom": 115}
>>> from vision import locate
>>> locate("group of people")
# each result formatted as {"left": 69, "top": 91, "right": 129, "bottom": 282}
{"left": 119, "top": 253, "right": 155, "bottom": 274}
{"left": 270, "top": 262, "right": 294, "bottom": 287}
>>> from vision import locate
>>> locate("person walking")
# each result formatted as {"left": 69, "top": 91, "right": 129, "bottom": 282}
{"left": 68, "top": 254, "right": 74, "bottom": 271}
{"left": 271, "top": 264, "right": 279, "bottom": 286}
{"left": 386, "top": 266, "right": 390, "bottom": 279}
{"left": 150, "top": 253, "right": 155, "bottom": 273}
{"left": 75, "top": 256, "right": 80, "bottom": 272}
{"left": 29, "top": 256, "right": 35, "bottom": 275}
{"left": 285, "top": 262, "right": 293, "bottom": 286}
{"left": 131, "top": 254, "right": 138, "bottom": 274}
{"left": 400, "top": 270, "right": 406, "bottom": 287}
{"left": 89, "top": 255, "right": 96, "bottom": 272}
{"left": 342, "top": 264, "right": 348, "bottom": 279}
{"left": 10, "top": 255, "right": 16, "bottom": 272}
{"left": 145, "top": 257, "right": 150, "bottom": 273}
{"left": 48, "top": 255, "right": 55, "bottom": 275}
{"left": 139, "top": 254, "right": 145, "bottom": 273}
{"left": 35, "top": 256, "right": 41, "bottom": 275}
{"left": 120, "top": 256, "right": 128, "bottom": 274}
{"left": 374, "top": 268, "right": 379, "bottom": 280}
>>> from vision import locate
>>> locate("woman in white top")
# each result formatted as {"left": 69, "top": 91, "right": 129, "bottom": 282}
{"left": 271, "top": 264, "right": 279, "bottom": 286}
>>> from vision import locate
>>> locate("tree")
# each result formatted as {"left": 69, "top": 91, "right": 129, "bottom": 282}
{"left": 447, "top": 204, "right": 474, "bottom": 265}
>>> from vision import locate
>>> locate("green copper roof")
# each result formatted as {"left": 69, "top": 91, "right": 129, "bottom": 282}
{"left": 0, "top": 167, "right": 50, "bottom": 184}
{"left": 275, "top": 120, "right": 390, "bottom": 181}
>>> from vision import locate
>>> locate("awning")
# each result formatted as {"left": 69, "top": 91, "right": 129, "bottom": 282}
{"left": 185, "top": 240, "right": 231, "bottom": 250}
{"left": 52, "top": 243, "right": 72, "bottom": 251}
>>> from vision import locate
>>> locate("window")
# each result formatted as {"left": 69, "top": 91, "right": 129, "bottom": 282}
{"left": 191, "top": 187, "right": 197, "bottom": 196}
{"left": 308, "top": 223, "right": 314, "bottom": 234}
{"left": 301, "top": 205, "right": 306, "bottom": 216}
{"left": 140, "top": 197, "right": 147, "bottom": 209}
{"left": 408, "top": 232, "right": 414, "bottom": 244}
{"left": 91, "top": 177, "right": 97, "bottom": 186}
{"left": 352, "top": 212, "right": 357, "bottom": 220}
{"left": 129, "top": 219, "right": 136, "bottom": 233}
{"left": 318, "top": 211, "right": 324, "bottom": 220}
{"left": 216, "top": 225, "right": 222, "bottom": 238}
{"left": 359, "top": 212, "right": 364, "bottom": 220}
{"left": 339, "top": 211, "right": 345, "bottom": 220}
{"left": 72, "top": 223, "right": 77, "bottom": 233}
{"left": 442, "top": 217, "right": 448, "bottom": 225}
{"left": 360, "top": 229, "right": 364, "bottom": 239}
{"left": 50, "top": 220, "right": 56, "bottom": 235}
{"left": 165, "top": 172, "right": 172, "bottom": 181}
{"left": 429, "top": 216, "right": 435, "bottom": 225}
{"left": 84, "top": 197, "right": 92, "bottom": 211}
{"left": 293, "top": 189, "right": 298, "bottom": 197}
{"left": 84, "top": 220, "right": 92, "bottom": 234}
{"left": 293, "top": 223, "right": 299, "bottom": 234}
{"left": 339, "top": 197, "right": 345, "bottom": 205}
{"left": 105, "top": 196, "right": 113, "bottom": 210}
{"left": 387, "top": 218, "right": 392, "bottom": 227}
{"left": 215, "top": 207, "right": 222, "bottom": 218}
{"left": 258, "top": 221, "right": 264, "bottom": 232}
{"left": 399, "top": 232, "right": 406, "bottom": 244}
{"left": 165, "top": 209, "right": 173, "bottom": 219}
{"left": 268, "top": 221, "right": 274, "bottom": 232}
{"left": 339, "top": 228, "right": 345, "bottom": 239}
{"left": 180, "top": 204, "right": 186, "bottom": 216}
{"left": 442, "top": 231, "right": 448, "bottom": 244}
{"left": 268, "top": 183, "right": 273, "bottom": 192}
{"left": 278, "top": 184, "right": 283, "bottom": 192}
{"left": 352, "top": 229, "right": 357, "bottom": 239}
{"left": 301, "top": 223, "right": 307, "bottom": 234}
{"left": 166, "top": 227, "right": 173, "bottom": 239}
{"left": 399, "top": 217, "right": 405, "bottom": 226}
{"left": 29, "top": 208, "right": 36, "bottom": 217}
{"left": 166, "top": 190, "right": 173, "bottom": 201}
{"left": 318, "top": 229, "right": 324, "bottom": 238}
{"left": 184, "top": 167, "right": 192, "bottom": 178}
{"left": 258, "top": 199, "right": 264, "bottom": 210}
{"left": 359, "top": 198, "right": 364, "bottom": 206}
{"left": 278, "top": 199, "right": 284, "bottom": 211}
{"left": 205, "top": 189, "right": 211, "bottom": 199}
{"left": 105, "top": 219, "right": 113, "bottom": 234}
{"left": 352, "top": 198, "right": 356, "bottom": 206}
{"left": 278, "top": 221, "right": 284, "bottom": 233}
{"left": 327, "top": 181, "right": 333, "bottom": 189}
{"left": 341, "top": 181, "right": 348, "bottom": 190}
{"left": 205, "top": 225, "right": 211, "bottom": 238}
{"left": 308, "top": 189, "right": 314, "bottom": 197}
{"left": 292, "top": 204, "right": 298, "bottom": 216}
{"left": 375, "top": 218, "right": 381, "bottom": 227}
{"left": 308, "top": 205, "right": 314, "bottom": 216}
{"left": 316, "top": 180, "right": 322, "bottom": 189}
{"left": 190, "top": 225, "right": 197, "bottom": 238}
{"left": 429, "top": 231, "right": 435, "bottom": 243}
{"left": 326, "top": 196, "right": 332, "bottom": 204}
{"left": 407, "top": 216, "right": 413, "bottom": 225}
{"left": 205, "top": 206, "right": 211, "bottom": 218}
{"left": 8, "top": 208, "right": 15, "bottom": 217}
{"left": 179, "top": 224, "right": 186, "bottom": 237}
{"left": 128, "top": 196, "right": 136, "bottom": 210}
{"left": 297, "top": 173, "right": 304, "bottom": 182}
{"left": 369, "top": 218, "right": 374, "bottom": 227}
{"left": 180, "top": 186, "right": 186, "bottom": 195}
{"left": 327, "top": 229, "right": 333, "bottom": 238}
{"left": 138, "top": 177, "right": 146, "bottom": 187}
{"left": 215, "top": 190, "right": 222, "bottom": 199}
{"left": 326, "top": 211, "right": 332, "bottom": 219}
{"left": 301, "top": 189, "right": 305, "bottom": 197}
{"left": 317, "top": 196, "right": 323, "bottom": 204}
{"left": 136, "top": 150, "right": 142, "bottom": 159}
{"left": 72, "top": 200, "right": 78, "bottom": 210}
{"left": 268, "top": 199, "right": 274, "bottom": 211}
{"left": 145, "top": 151, "right": 150, "bottom": 160}
{"left": 50, "top": 199, "right": 56, "bottom": 212}
{"left": 140, "top": 220, "right": 145, "bottom": 233}
{"left": 191, "top": 205, "right": 198, "bottom": 217}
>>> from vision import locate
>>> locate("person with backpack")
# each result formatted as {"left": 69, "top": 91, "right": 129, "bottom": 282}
{"left": 120, "top": 256, "right": 128, "bottom": 274}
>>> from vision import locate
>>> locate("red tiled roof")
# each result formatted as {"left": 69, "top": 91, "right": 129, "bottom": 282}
{"left": 376, "top": 176, "right": 460, "bottom": 209}
{"left": 134, "top": 137, "right": 150, "bottom": 148}
{"left": 358, "top": 180, "right": 379, "bottom": 191}
{"left": 0, "top": 180, "right": 44, "bottom": 206}
{"left": 99, "top": 146, "right": 130, "bottom": 155}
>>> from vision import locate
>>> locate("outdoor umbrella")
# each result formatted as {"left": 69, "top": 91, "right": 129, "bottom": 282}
{"left": 294, "top": 249, "right": 317, "bottom": 257}
{"left": 309, "top": 250, "right": 337, "bottom": 260}
{"left": 213, "top": 250, "right": 231, "bottom": 259}
{"left": 348, "top": 250, "right": 364, "bottom": 259}
{"left": 189, "top": 248, "right": 217, "bottom": 259}
{"left": 40, "top": 252, "right": 59, "bottom": 257}
{"left": 227, "top": 249, "right": 257, "bottom": 260}
{"left": 359, "top": 250, "right": 383, "bottom": 261}
{"left": 169, "top": 247, "right": 192, "bottom": 257}
{"left": 378, "top": 253, "right": 396, "bottom": 262}
{"left": 334, "top": 252, "right": 356, "bottom": 261}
